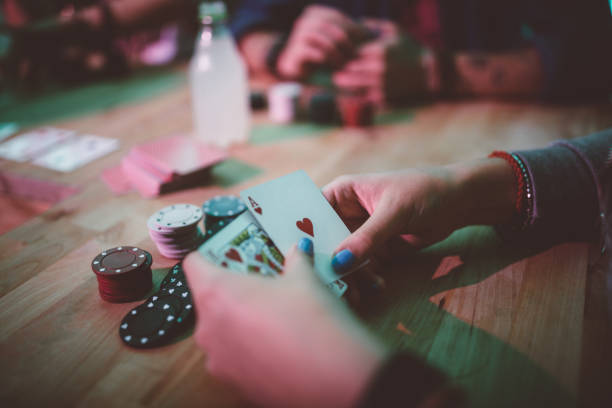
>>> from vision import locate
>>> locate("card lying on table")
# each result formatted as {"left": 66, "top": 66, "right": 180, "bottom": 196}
{"left": 239, "top": 170, "right": 353, "bottom": 284}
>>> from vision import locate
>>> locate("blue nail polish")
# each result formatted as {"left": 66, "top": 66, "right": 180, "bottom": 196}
{"left": 298, "top": 237, "right": 313, "bottom": 256}
{"left": 332, "top": 249, "right": 355, "bottom": 272}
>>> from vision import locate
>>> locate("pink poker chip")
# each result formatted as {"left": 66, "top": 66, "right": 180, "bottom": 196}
{"left": 147, "top": 204, "right": 205, "bottom": 260}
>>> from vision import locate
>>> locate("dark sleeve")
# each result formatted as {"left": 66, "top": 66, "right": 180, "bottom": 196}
{"left": 357, "top": 353, "right": 466, "bottom": 408}
{"left": 501, "top": 128, "right": 612, "bottom": 248}
{"left": 229, "top": 0, "right": 307, "bottom": 41}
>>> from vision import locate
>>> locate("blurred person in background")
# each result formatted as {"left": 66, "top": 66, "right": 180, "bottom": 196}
{"left": 233, "top": 0, "right": 612, "bottom": 104}
{"left": 0, "top": 0, "right": 203, "bottom": 89}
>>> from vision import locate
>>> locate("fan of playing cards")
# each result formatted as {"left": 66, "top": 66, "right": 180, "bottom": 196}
{"left": 199, "top": 170, "right": 356, "bottom": 289}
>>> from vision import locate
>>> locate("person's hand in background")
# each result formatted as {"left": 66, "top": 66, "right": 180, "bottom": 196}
{"left": 332, "top": 19, "right": 428, "bottom": 105}
{"left": 323, "top": 159, "right": 517, "bottom": 272}
{"left": 276, "top": 5, "right": 370, "bottom": 79}
{"left": 183, "top": 239, "right": 385, "bottom": 408}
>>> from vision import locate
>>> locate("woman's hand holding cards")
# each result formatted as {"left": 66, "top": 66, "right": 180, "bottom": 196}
{"left": 324, "top": 160, "right": 517, "bottom": 269}
{"left": 183, "top": 240, "right": 386, "bottom": 408}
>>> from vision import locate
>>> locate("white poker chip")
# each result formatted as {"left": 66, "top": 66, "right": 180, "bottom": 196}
{"left": 147, "top": 204, "right": 205, "bottom": 259}
{"left": 147, "top": 204, "right": 203, "bottom": 232}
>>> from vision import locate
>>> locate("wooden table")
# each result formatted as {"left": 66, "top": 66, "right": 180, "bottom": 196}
{"left": 1, "top": 70, "right": 611, "bottom": 408}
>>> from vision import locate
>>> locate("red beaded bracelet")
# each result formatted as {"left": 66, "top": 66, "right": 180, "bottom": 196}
{"left": 489, "top": 151, "right": 533, "bottom": 229}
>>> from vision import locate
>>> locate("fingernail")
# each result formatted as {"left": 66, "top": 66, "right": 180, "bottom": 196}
{"left": 297, "top": 237, "right": 313, "bottom": 256}
{"left": 332, "top": 249, "right": 355, "bottom": 273}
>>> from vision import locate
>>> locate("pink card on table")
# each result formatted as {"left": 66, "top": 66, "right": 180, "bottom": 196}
{"left": 130, "top": 135, "right": 228, "bottom": 177}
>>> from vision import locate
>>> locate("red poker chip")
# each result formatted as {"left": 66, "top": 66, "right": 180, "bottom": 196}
{"left": 91, "top": 246, "right": 153, "bottom": 303}
{"left": 338, "top": 95, "right": 374, "bottom": 128}
{"left": 91, "top": 246, "right": 151, "bottom": 276}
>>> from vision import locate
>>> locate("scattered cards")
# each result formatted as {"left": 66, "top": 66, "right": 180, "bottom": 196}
{"left": 33, "top": 134, "right": 119, "bottom": 172}
{"left": 0, "top": 126, "right": 119, "bottom": 171}
{"left": 0, "top": 127, "right": 74, "bottom": 162}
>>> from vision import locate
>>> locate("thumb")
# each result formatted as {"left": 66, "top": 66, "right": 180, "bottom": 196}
{"left": 283, "top": 238, "right": 317, "bottom": 282}
{"left": 333, "top": 200, "right": 403, "bottom": 271}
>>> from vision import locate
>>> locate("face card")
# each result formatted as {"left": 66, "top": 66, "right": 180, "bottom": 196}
{"left": 0, "top": 127, "right": 75, "bottom": 162}
{"left": 33, "top": 134, "right": 119, "bottom": 172}
{"left": 240, "top": 170, "right": 352, "bottom": 284}
{"left": 199, "top": 211, "right": 284, "bottom": 277}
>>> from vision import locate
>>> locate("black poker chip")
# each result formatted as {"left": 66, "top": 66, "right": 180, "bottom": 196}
{"left": 159, "top": 280, "right": 193, "bottom": 326}
{"left": 308, "top": 91, "right": 338, "bottom": 124}
{"left": 203, "top": 217, "right": 234, "bottom": 242}
{"left": 250, "top": 90, "right": 267, "bottom": 110}
{"left": 119, "top": 262, "right": 194, "bottom": 348}
{"left": 202, "top": 195, "right": 246, "bottom": 223}
{"left": 119, "top": 294, "right": 183, "bottom": 348}
{"left": 160, "top": 263, "right": 186, "bottom": 290}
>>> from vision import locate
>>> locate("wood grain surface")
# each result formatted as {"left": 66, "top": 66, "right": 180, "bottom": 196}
{"left": 1, "top": 69, "right": 611, "bottom": 408}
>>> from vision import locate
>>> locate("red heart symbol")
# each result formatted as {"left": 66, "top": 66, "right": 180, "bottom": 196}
{"left": 296, "top": 218, "right": 314, "bottom": 237}
{"left": 225, "top": 248, "right": 242, "bottom": 263}
{"left": 254, "top": 207, "right": 262, "bottom": 215}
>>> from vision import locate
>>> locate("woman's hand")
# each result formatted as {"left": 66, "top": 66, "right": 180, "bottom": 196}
{"left": 323, "top": 159, "right": 517, "bottom": 271}
{"left": 183, "top": 240, "right": 386, "bottom": 408}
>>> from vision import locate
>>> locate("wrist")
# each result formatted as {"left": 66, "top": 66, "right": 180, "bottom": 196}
{"left": 448, "top": 158, "right": 516, "bottom": 227}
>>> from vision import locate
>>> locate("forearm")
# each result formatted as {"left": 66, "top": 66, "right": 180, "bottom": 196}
{"left": 450, "top": 48, "right": 545, "bottom": 98}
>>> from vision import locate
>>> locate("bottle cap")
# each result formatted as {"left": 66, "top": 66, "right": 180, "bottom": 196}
{"left": 199, "top": 1, "right": 227, "bottom": 24}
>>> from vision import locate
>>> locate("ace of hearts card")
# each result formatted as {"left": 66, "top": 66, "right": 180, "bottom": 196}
{"left": 239, "top": 170, "right": 352, "bottom": 284}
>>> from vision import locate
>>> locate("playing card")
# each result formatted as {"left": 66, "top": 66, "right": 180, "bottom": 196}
{"left": 199, "top": 211, "right": 284, "bottom": 277}
{"left": 240, "top": 170, "right": 352, "bottom": 284}
{"left": 0, "top": 127, "right": 75, "bottom": 162}
{"left": 33, "top": 134, "right": 119, "bottom": 172}
{"left": 199, "top": 210, "right": 349, "bottom": 297}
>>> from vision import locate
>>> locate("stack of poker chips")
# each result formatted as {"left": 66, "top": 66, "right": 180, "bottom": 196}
{"left": 119, "top": 263, "right": 194, "bottom": 348}
{"left": 338, "top": 94, "right": 374, "bottom": 127}
{"left": 91, "top": 246, "right": 153, "bottom": 303}
{"left": 202, "top": 195, "right": 247, "bottom": 231}
{"left": 308, "top": 91, "right": 338, "bottom": 124}
{"left": 147, "top": 204, "right": 205, "bottom": 259}
{"left": 268, "top": 82, "right": 302, "bottom": 124}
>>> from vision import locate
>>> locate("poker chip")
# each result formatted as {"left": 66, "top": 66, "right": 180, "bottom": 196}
{"left": 91, "top": 246, "right": 153, "bottom": 303}
{"left": 268, "top": 82, "right": 302, "bottom": 123}
{"left": 338, "top": 94, "right": 374, "bottom": 128}
{"left": 147, "top": 204, "right": 203, "bottom": 232}
{"left": 119, "top": 294, "right": 182, "bottom": 348}
{"left": 202, "top": 195, "right": 246, "bottom": 218}
{"left": 147, "top": 204, "right": 205, "bottom": 260}
{"left": 119, "top": 262, "right": 194, "bottom": 348}
{"left": 202, "top": 195, "right": 246, "bottom": 228}
{"left": 250, "top": 90, "right": 267, "bottom": 110}
{"left": 308, "top": 91, "right": 338, "bottom": 124}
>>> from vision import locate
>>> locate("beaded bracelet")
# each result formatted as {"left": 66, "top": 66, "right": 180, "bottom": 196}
{"left": 489, "top": 151, "right": 534, "bottom": 229}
